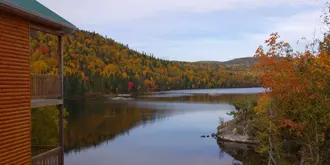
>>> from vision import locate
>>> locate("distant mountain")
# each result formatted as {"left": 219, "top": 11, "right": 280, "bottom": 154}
{"left": 220, "top": 57, "right": 260, "bottom": 68}
{"left": 195, "top": 57, "right": 259, "bottom": 70}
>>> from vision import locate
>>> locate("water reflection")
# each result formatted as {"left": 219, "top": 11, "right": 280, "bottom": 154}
{"left": 64, "top": 100, "right": 175, "bottom": 153}
{"left": 217, "top": 141, "right": 265, "bottom": 165}
{"left": 63, "top": 89, "right": 264, "bottom": 165}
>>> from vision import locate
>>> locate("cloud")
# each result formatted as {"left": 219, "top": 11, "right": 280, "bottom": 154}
{"left": 247, "top": 9, "right": 325, "bottom": 50}
{"left": 38, "top": 0, "right": 325, "bottom": 61}
{"left": 128, "top": 37, "right": 261, "bottom": 62}
{"left": 128, "top": 9, "right": 325, "bottom": 62}
{"left": 39, "top": 0, "right": 322, "bottom": 24}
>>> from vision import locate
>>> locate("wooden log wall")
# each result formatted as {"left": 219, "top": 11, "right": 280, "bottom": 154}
{"left": 0, "top": 11, "right": 32, "bottom": 165}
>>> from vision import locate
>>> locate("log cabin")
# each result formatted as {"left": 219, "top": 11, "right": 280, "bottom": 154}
{"left": 0, "top": 0, "right": 76, "bottom": 164}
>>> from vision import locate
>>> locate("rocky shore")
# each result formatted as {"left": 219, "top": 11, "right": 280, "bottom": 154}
{"left": 217, "top": 117, "right": 257, "bottom": 144}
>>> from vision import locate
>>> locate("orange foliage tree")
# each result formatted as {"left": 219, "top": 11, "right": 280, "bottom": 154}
{"left": 253, "top": 30, "right": 330, "bottom": 164}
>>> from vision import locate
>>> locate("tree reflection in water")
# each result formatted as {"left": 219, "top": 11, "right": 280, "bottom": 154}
{"left": 63, "top": 99, "right": 174, "bottom": 153}
{"left": 217, "top": 140, "right": 266, "bottom": 165}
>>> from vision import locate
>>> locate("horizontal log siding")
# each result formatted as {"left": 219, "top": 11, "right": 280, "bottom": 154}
{"left": 0, "top": 11, "right": 32, "bottom": 165}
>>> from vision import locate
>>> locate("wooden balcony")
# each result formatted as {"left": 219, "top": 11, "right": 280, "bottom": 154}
{"left": 31, "top": 74, "right": 61, "bottom": 99}
{"left": 30, "top": 37, "right": 64, "bottom": 165}
{"left": 32, "top": 146, "right": 62, "bottom": 165}
{"left": 31, "top": 74, "right": 62, "bottom": 108}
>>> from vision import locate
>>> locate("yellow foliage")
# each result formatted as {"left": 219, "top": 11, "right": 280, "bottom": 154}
{"left": 31, "top": 61, "right": 49, "bottom": 73}
{"left": 101, "top": 64, "right": 119, "bottom": 77}
{"left": 122, "top": 72, "right": 128, "bottom": 78}
{"left": 254, "top": 94, "right": 271, "bottom": 113}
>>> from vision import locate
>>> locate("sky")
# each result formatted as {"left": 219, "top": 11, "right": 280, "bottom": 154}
{"left": 39, "top": 0, "right": 326, "bottom": 62}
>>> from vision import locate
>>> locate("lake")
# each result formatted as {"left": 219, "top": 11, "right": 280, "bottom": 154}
{"left": 64, "top": 87, "right": 264, "bottom": 165}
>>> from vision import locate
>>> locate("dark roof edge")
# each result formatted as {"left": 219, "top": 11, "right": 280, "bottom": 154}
{"left": 1, "top": 0, "right": 76, "bottom": 33}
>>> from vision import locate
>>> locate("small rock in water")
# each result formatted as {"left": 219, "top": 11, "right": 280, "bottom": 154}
{"left": 201, "top": 135, "right": 206, "bottom": 138}
{"left": 207, "top": 135, "right": 210, "bottom": 137}
{"left": 211, "top": 133, "right": 217, "bottom": 139}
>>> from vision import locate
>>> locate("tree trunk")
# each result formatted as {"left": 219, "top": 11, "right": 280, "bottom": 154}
{"left": 325, "top": 128, "right": 330, "bottom": 142}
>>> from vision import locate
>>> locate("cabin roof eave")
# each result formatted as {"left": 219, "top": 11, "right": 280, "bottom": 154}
{"left": 0, "top": 0, "right": 76, "bottom": 35}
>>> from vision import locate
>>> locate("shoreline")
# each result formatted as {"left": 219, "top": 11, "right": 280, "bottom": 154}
{"left": 217, "top": 117, "right": 258, "bottom": 144}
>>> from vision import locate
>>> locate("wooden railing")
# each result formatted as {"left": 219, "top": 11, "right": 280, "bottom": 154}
{"left": 32, "top": 146, "right": 61, "bottom": 165}
{"left": 32, "top": 145, "right": 58, "bottom": 157}
{"left": 31, "top": 74, "right": 61, "bottom": 99}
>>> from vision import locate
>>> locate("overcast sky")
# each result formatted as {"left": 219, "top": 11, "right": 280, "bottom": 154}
{"left": 39, "top": 0, "right": 326, "bottom": 62}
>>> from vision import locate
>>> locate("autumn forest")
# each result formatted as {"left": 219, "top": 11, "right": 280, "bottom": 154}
{"left": 30, "top": 30, "right": 259, "bottom": 97}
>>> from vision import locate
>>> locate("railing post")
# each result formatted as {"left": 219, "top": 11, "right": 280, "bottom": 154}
{"left": 57, "top": 35, "right": 64, "bottom": 165}
{"left": 58, "top": 36, "right": 64, "bottom": 100}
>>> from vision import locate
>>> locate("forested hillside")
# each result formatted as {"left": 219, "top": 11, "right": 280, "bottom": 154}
{"left": 220, "top": 57, "right": 260, "bottom": 69}
{"left": 195, "top": 57, "right": 259, "bottom": 70}
{"left": 30, "top": 30, "right": 259, "bottom": 97}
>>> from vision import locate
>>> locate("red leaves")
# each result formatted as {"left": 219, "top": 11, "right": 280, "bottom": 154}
{"left": 128, "top": 81, "right": 134, "bottom": 92}
{"left": 309, "top": 93, "right": 319, "bottom": 99}
{"left": 38, "top": 44, "right": 50, "bottom": 54}
{"left": 279, "top": 119, "right": 304, "bottom": 136}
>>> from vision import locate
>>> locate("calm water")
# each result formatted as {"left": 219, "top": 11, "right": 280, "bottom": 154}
{"left": 64, "top": 88, "right": 264, "bottom": 165}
